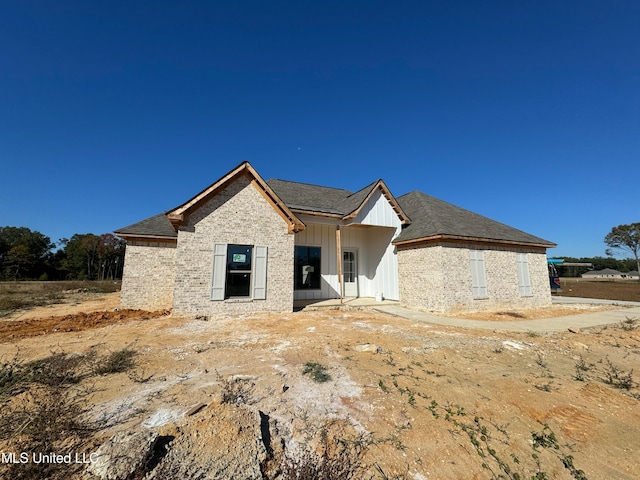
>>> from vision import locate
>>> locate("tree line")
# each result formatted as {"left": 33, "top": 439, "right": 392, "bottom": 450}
{"left": 0, "top": 226, "right": 125, "bottom": 281}
{"left": 553, "top": 222, "right": 640, "bottom": 278}
{"left": 552, "top": 256, "right": 637, "bottom": 277}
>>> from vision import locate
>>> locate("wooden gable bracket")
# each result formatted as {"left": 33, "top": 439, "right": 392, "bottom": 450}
{"left": 166, "top": 161, "right": 305, "bottom": 234}
{"left": 342, "top": 180, "right": 411, "bottom": 225}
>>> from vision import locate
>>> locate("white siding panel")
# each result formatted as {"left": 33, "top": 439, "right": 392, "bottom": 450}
{"left": 294, "top": 221, "right": 400, "bottom": 301}
{"left": 294, "top": 224, "right": 340, "bottom": 300}
{"left": 354, "top": 190, "right": 402, "bottom": 229}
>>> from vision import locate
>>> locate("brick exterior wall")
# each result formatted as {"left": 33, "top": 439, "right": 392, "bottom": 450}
{"left": 120, "top": 241, "right": 177, "bottom": 310}
{"left": 172, "top": 174, "right": 295, "bottom": 315}
{"left": 397, "top": 242, "right": 551, "bottom": 312}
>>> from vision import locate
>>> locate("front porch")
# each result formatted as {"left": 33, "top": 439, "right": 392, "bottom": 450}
{"left": 293, "top": 296, "right": 399, "bottom": 311}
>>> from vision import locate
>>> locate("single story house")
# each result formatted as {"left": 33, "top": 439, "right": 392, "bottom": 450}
{"left": 114, "top": 161, "right": 556, "bottom": 315}
{"left": 581, "top": 268, "right": 624, "bottom": 279}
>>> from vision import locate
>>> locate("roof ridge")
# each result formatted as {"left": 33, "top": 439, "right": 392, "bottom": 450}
{"left": 267, "top": 178, "right": 353, "bottom": 194}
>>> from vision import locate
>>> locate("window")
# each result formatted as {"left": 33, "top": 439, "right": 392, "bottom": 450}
{"left": 469, "top": 250, "right": 488, "bottom": 299}
{"left": 211, "top": 244, "right": 268, "bottom": 301}
{"left": 226, "top": 245, "right": 253, "bottom": 297}
{"left": 294, "top": 246, "right": 321, "bottom": 289}
{"left": 516, "top": 253, "right": 532, "bottom": 296}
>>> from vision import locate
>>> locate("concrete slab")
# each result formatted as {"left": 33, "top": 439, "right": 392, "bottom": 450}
{"left": 374, "top": 304, "right": 640, "bottom": 333}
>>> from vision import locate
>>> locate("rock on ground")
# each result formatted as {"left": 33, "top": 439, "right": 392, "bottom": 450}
{"left": 145, "top": 401, "right": 285, "bottom": 480}
{"left": 85, "top": 430, "right": 158, "bottom": 480}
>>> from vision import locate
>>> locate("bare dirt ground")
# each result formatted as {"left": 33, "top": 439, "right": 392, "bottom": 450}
{"left": 1, "top": 292, "right": 639, "bottom": 479}
{"left": 558, "top": 278, "right": 640, "bottom": 302}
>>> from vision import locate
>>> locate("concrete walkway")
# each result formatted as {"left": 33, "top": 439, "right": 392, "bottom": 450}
{"left": 374, "top": 301, "right": 640, "bottom": 333}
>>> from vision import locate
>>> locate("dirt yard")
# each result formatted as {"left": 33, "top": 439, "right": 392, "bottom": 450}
{"left": 558, "top": 278, "right": 640, "bottom": 302}
{"left": 1, "top": 292, "right": 639, "bottom": 479}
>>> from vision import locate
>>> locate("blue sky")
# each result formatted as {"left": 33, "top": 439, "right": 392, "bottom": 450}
{"left": 1, "top": 1, "right": 638, "bottom": 258}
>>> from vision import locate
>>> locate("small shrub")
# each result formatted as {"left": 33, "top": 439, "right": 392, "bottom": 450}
{"left": 619, "top": 316, "right": 639, "bottom": 331}
{"left": 573, "top": 356, "right": 592, "bottom": 382}
{"left": 281, "top": 428, "right": 372, "bottom": 480}
{"left": 302, "top": 362, "right": 331, "bottom": 383}
{"left": 94, "top": 348, "right": 136, "bottom": 375}
{"left": 217, "top": 371, "right": 255, "bottom": 405}
{"left": 378, "top": 379, "right": 390, "bottom": 393}
{"left": 603, "top": 359, "right": 633, "bottom": 390}
{"left": 535, "top": 353, "right": 548, "bottom": 368}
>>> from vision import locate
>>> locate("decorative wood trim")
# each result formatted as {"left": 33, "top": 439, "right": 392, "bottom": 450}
{"left": 336, "top": 226, "right": 343, "bottom": 303}
{"left": 165, "top": 161, "right": 305, "bottom": 234}
{"left": 342, "top": 180, "right": 411, "bottom": 225}
{"left": 393, "top": 234, "right": 553, "bottom": 251}
{"left": 115, "top": 234, "right": 178, "bottom": 244}
{"left": 290, "top": 209, "right": 343, "bottom": 219}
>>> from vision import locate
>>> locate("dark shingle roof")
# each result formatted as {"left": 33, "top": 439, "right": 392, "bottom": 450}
{"left": 394, "top": 191, "right": 555, "bottom": 247}
{"left": 115, "top": 175, "right": 554, "bottom": 248}
{"left": 114, "top": 213, "right": 178, "bottom": 239}
{"left": 266, "top": 179, "right": 378, "bottom": 216}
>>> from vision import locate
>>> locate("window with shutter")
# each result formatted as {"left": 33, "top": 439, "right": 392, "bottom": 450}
{"left": 211, "top": 244, "right": 268, "bottom": 301}
{"left": 470, "top": 250, "right": 488, "bottom": 299}
{"left": 517, "top": 253, "right": 532, "bottom": 296}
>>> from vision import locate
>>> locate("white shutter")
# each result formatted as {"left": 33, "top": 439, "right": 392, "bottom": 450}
{"left": 470, "top": 250, "right": 487, "bottom": 298}
{"left": 211, "top": 243, "right": 227, "bottom": 301}
{"left": 253, "top": 246, "right": 268, "bottom": 300}
{"left": 517, "top": 253, "right": 532, "bottom": 296}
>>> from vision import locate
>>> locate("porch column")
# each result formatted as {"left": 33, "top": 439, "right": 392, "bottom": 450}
{"left": 336, "top": 225, "right": 343, "bottom": 303}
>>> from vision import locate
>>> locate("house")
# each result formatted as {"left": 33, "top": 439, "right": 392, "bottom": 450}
{"left": 581, "top": 268, "right": 624, "bottom": 279}
{"left": 114, "top": 161, "right": 556, "bottom": 315}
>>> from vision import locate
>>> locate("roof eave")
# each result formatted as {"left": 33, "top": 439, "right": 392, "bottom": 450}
{"left": 393, "top": 234, "right": 556, "bottom": 249}
{"left": 114, "top": 232, "right": 178, "bottom": 243}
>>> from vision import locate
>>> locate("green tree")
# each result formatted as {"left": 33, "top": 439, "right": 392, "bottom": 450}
{"left": 605, "top": 222, "right": 640, "bottom": 281}
{"left": 0, "top": 226, "right": 54, "bottom": 280}
{"left": 96, "top": 233, "right": 125, "bottom": 280}
{"left": 62, "top": 234, "right": 102, "bottom": 279}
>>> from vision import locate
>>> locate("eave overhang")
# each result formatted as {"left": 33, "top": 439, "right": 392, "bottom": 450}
{"left": 393, "top": 234, "right": 557, "bottom": 250}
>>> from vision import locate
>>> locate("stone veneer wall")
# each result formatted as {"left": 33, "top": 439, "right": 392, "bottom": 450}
{"left": 120, "top": 241, "right": 177, "bottom": 310}
{"left": 397, "top": 242, "right": 551, "bottom": 312}
{"left": 172, "top": 174, "right": 295, "bottom": 315}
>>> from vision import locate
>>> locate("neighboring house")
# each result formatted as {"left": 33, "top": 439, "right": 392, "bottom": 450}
{"left": 626, "top": 271, "right": 640, "bottom": 280}
{"left": 581, "top": 268, "right": 624, "bottom": 279}
{"left": 114, "top": 162, "right": 556, "bottom": 315}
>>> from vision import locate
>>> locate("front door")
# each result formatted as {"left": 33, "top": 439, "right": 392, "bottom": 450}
{"left": 342, "top": 250, "right": 358, "bottom": 297}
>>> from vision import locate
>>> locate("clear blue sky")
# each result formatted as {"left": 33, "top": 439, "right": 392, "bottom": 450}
{"left": 1, "top": 1, "right": 638, "bottom": 258}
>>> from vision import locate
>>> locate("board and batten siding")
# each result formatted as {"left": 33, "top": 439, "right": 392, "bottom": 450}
{"left": 353, "top": 189, "right": 402, "bottom": 228}
{"left": 294, "top": 188, "right": 402, "bottom": 301}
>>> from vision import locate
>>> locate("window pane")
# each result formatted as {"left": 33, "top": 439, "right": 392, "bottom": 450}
{"left": 226, "top": 272, "right": 251, "bottom": 297}
{"left": 294, "top": 246, "right": 321, "bottom": 289}
{"left": 227, "top": 245, "right": 253, "bottom": 271}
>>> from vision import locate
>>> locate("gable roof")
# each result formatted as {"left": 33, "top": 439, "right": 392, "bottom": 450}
{"left": 394, "top": 191, "right": 555, "bottom": 248}
{"left": 167, "top": 161, "right": 305, "bottom": 234}
{"left": 115, "top": 163, "right": 553, "bottom": 249}
{"left": 266, "top": 178, "right": 410, "bottom": 223}
{"left": 114, "top": 212, "right": 178, "bottom": 240}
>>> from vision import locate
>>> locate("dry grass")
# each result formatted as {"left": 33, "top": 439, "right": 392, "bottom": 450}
{"left": 0, "top": 281, "right": 121, "bottom": 317}
{"left": 557, "top": 279, "right": 640, "bottom": 302}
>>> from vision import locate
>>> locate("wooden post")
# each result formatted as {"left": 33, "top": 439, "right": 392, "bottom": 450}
{"left": 336, "top": 226, "right": 343, "bottom": 304}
